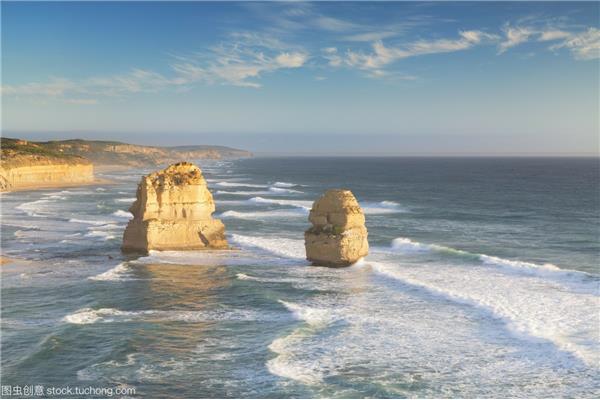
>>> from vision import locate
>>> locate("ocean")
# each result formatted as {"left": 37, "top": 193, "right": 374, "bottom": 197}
{"left": 1, "top": 157, "right": 599, "bottom": 398}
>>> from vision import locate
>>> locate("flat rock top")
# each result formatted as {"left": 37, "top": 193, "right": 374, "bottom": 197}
{"left": 146, "top": 162, "right": 205, "bottom": 186}
{"left": 312, "top": 189, "right": 362, "bottom": 213}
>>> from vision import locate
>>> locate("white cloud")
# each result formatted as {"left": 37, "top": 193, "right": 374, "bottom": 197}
{"left": 550, "top": 28, "right": 600, "bottom": 60}
{"left": 3, "top": 33, "right": 311, "bottom": 97}
{"left": 498, "top": 26, "right": 534, "bottom": 54}
{"left": 1, "top": 78, "right": 74, "bottom": 97}
{"left": 538, "top": 30, "right": 571, "bottom": 42}
{"left": 322, "top": 47, "right": 343, "bottom": 67}
{"left": 344, "top": 30, "right": 495, "bottom": 72}
{"left": 497, "top": 23, "right": 599, "bottom": 60}
{"left": 275, "top": 52, "right": 308, "bottom": 68}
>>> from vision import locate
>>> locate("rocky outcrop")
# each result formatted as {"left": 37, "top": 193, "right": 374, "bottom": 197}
{"left": 304, "top": 189, "right": 369, "bottom": 267}
{"left": 121, "top": 162, "right": 228, "bottom": 252}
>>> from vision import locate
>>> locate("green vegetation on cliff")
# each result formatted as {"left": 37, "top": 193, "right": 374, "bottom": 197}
{"left": 1, "top": 138, "right": 89, "bottom": 168}
{"left": 0, "top": 137, "right": 252, "bottom": 168}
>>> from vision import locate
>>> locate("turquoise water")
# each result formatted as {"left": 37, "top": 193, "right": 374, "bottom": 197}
{"left": 1, "top": 157, "right": 599, "bottom": 398}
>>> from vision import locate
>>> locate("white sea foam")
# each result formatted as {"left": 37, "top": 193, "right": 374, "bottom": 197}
{"left": 235, "top": 273, "right": 256, "bottom": 281}
{"left": 215, "top": 182, "right": 267, "bottom": 188}
{"left": 115, "top": 198, "right": 136, "bottom": 203}
{"left": 267, "top": 332, "right": 324, "bottom": 385}
{"left": 278, "top": 300, "right": 335, "bottom": 327}
{"left": 266, "top": 300, "right": 337, "bottom": 385}
{"left": 112, "top": 210, "right": 133, "bottom": 219}
{"left": 95, "top": 187, "right": 106, "bottom": 191}
{"left": 368, "top": 259, "right": 599, "bottom": 367}
{"left": 229, "top": 233, "right": 306, "bottom": 260}
{"left": 388, "top": 237, "right": 592, "bottom": 280}
{"left": 89, "top": 263, "right": 132, "bottom": 281}
{"left": 215, "top": 190, "right": 270, "bottom": 196}
{"left": 47, "top": 190, "right": 94, "bottom": 196}
{"left": 391, "top": 237, "right": 470, "bottom": 255}
{"left": 273, "top": 182, "right": 297, "bottom": 188}
{"left": 219, "top": 209, "right": 306, "bottom": 220}
{"left": 248, "top": 197, "right": 312, "bottom": 210}
{"left": 85, "top": 230, "right": 116, "bottom": 240}
{"left": 16, "top": 199, "right": 50, "bottom": 217}
{"left": 133, "top": 248, "right": 279, "bottom": 267}
{"left": 361, "top": 201, "right": 407, "bottom": 214}
{"left": 63, "top": 307, "right": 272, "bottom": 325}
{"left": 268, "top": 186, "right": 303, "bottom": 194}
{"left": 62, "top": 308, "right": 135, "bottom": 324}
{"left": 69, "top": 218, "right": 117, "bottom": 226}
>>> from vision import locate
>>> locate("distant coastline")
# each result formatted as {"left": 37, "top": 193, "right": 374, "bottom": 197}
{"left": 0, "top": 137, "right": 252, "bottom": 192}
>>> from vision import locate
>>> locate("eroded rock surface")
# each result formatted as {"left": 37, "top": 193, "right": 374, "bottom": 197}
{"left": 304, "top": 189, "right": 369, "bottom": 267}
{"left": 121, "top": 162, "right": 228, "bottom": 252}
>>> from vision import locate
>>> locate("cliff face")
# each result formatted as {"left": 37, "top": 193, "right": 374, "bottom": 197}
{"left": 121, "top": 162, "right": 228, "bottom": 252}
{"left": 0, "top": 140, "right": 94, "bottom": 191}
{"left": 0, "top": 163, "right": 94, "bottom": 191}
{"left": 304, "top": 189, "right": 369, "bottom": 267}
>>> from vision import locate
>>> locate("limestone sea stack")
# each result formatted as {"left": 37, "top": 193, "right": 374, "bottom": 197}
{"left": 121, "top": 162, "right": 228, "bottom": 252}
{"left": 304, "top": 189, "right": 369, "bottom": 267}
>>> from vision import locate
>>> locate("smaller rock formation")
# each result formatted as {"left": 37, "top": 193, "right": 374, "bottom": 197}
{"left": 121, "top": 162, "right": 228, "bottom": 252}
{"left": 304, "top": 189, "right": 369, "bottom": 267}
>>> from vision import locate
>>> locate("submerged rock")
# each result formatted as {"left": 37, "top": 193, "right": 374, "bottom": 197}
{"left": 304, "top": 189, "right": 369, "bottom": 267}
{"left": 121, "top": 162, "right": 228, "bottom": 252}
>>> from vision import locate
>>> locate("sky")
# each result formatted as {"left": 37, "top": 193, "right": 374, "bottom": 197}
{"left": 1, "top": 1, "right": 599, "bottom": 155}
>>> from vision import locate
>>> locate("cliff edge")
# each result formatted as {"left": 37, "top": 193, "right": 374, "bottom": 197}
{"left": 0, "top": 139, "right": 94, "bottom": 191}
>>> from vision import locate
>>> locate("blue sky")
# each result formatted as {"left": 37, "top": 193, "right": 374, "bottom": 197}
{"left": 2, "top": 1, "right": 599, "bottom": 155}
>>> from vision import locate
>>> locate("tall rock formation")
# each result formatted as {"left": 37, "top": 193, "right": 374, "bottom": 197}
{"left": 121, "top": 162, "right": 228, "bottom": 252}
{"left": 304, "top": 189, "right": 369, "bottom": 267}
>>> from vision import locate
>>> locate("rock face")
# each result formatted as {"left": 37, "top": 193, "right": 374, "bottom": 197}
{"left": 0, "top": 162, "right": 94, "bottom": 192}
{"left": 304, "top": 189, "right": 369, "bottom": 267}
{"left": 121, "top": 162, "right": 228, "bottom": 252}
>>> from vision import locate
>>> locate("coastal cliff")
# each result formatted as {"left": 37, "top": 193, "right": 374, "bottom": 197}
{"left": 0, "top": 139, "right": 94, "bottom": 191}
{"left": 121, "top": 162, "right": 228, "bottom": 252}
{"left": 0, "top": 137, "right": 252, "bottom": 191}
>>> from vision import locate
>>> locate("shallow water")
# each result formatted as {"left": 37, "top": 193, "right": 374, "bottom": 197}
{"left": 1, "top": 157, "right": 599, "bottom": 398}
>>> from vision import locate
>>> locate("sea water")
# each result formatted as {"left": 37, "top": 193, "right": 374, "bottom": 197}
{"left": 1, "top": 157, "right": 598, "bottom": 398}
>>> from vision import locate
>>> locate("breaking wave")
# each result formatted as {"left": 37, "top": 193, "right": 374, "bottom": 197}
{"left": 112, "top": 210, "right": 133, "bottom": 219}
{"left": 219, "top": 209, "right": 306, "bottom": 220}
{"left": 215, "top": 182, "right": 267, "bottom": 188}
{"left": 89, "top": 262, "right": 133, "bottom": 281}
{"left": 368, "top": 259, "right": 599, "bottom": 367}
{"left": 63, "top": 307, "right": 276, "bottom": 325}
{"left": 387, "top": 237, "right": 592, "bottom": 281}
{"left": 248, "top": 197, "right": 312, "bottom": 210}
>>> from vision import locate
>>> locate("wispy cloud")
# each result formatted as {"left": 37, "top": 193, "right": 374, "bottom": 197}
{"left": 550, "top": 28, "right": 600, "bottom": 60}
{"left": 342, "top": 30, "right": 497, "bottom": 72}
{"left": 2, "top": 32, "right": 310, "bottom": 97}
{"left": 2, "top": 8, "right": 598, "bottom": 102}
{"left": 498, "top": 25, "right": 534, "bottom": 54}
{"left": 497, "top": 22, "right": 599, "bottom": 60}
